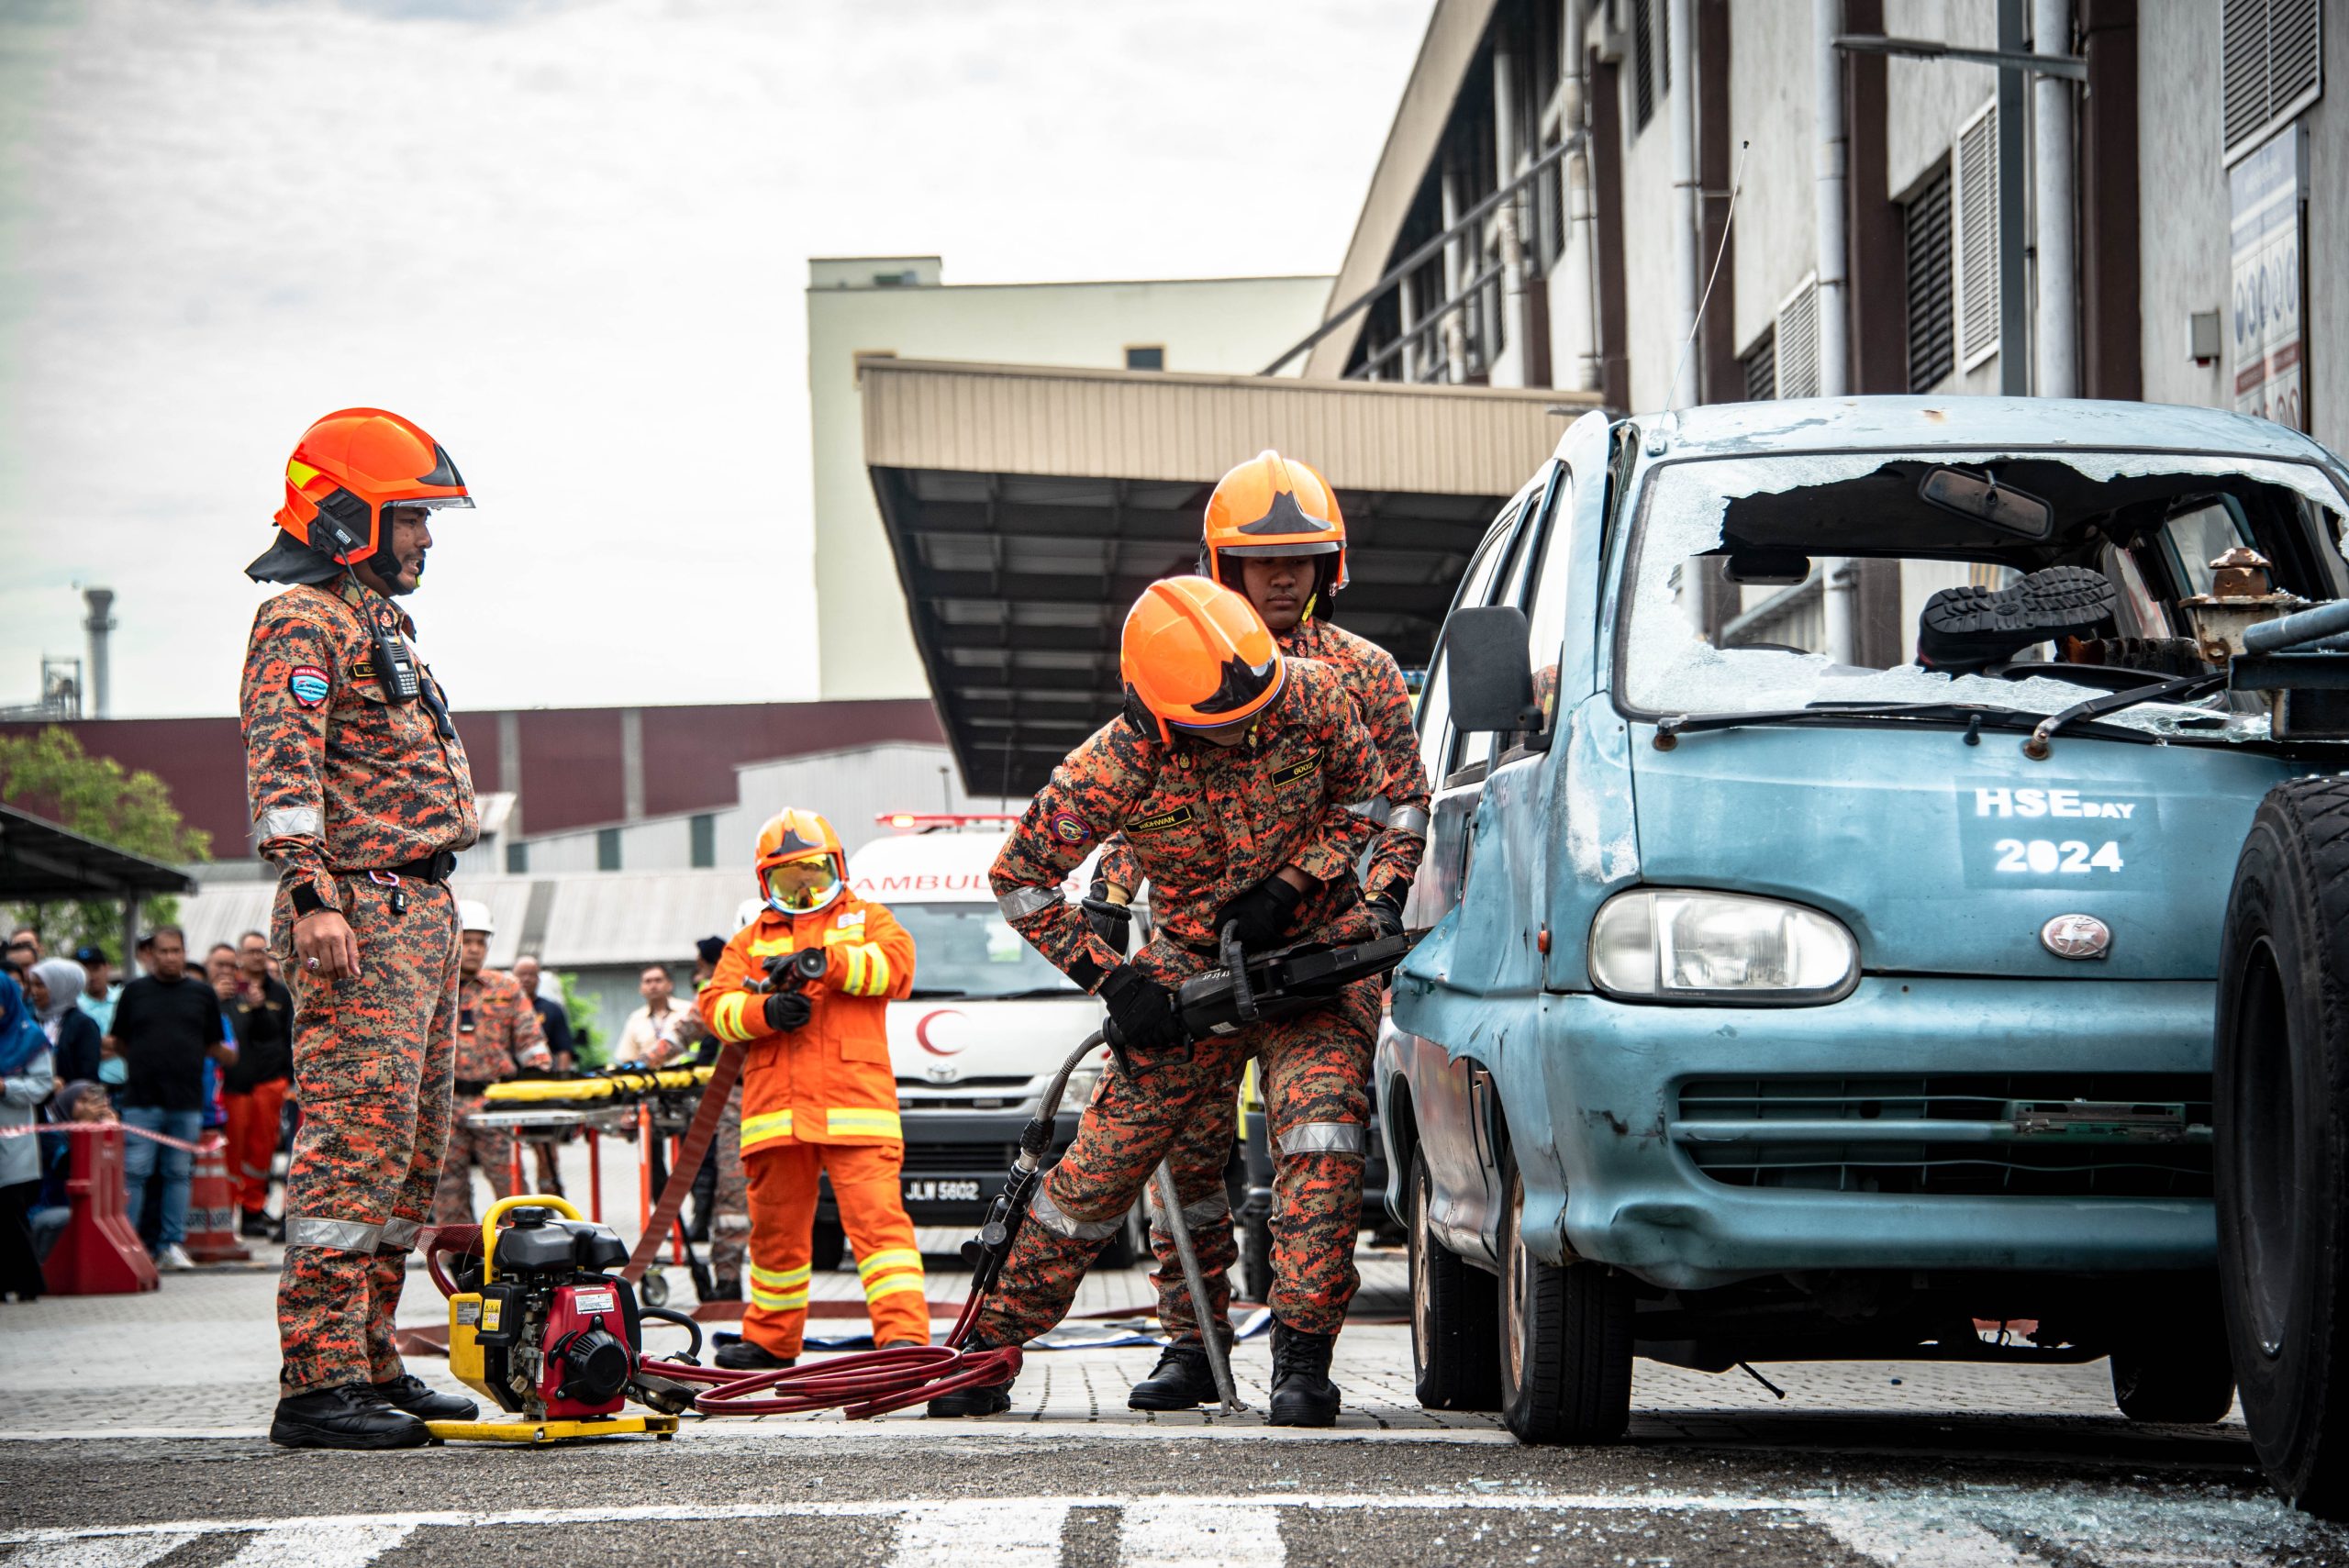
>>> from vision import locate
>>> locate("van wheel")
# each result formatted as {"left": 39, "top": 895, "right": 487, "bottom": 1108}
{"left": 2218, "top": 779, "right": 2349, "bottom": 1516}
{"left": 810, "top": 1218, "right": 845, "bottom": 1274}
{"left": 1497, "top": 1154, "right": 1631, "bottom": 1444}
{"left": 1409, "top": 1149, "right": 1499, "bottom": 1409}
{"left": 1097, "top": 1200, "right": 1149, "bottom": 1269}
{"left": 2109, "top": 1281, "right": 2237, "bottom": 1423}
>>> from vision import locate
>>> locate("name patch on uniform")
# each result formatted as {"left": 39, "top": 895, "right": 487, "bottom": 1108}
{"left": 1128, "top": 803, "right": 1197, "bottom": 835}
{"left": 1269, "top": 755, "right": 1320, "bottom": 787}
{"left": 1051, "top": 812, "right": 1091, "bottom": 844}
{"left": 287, "top": 666, "right": 329, "bottom": 708}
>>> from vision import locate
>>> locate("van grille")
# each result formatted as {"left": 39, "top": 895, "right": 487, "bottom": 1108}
{"left": 1674, "top": 1073, "right": 2212, "bottom": 1197}
{"left": 901, "top": 1142, "right": 1019, "bottom": 1174}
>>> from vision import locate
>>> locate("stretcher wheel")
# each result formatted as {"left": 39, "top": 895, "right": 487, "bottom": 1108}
{"left": 641, "top": 1268, "right": 671, "bottom": 1307}
{"left": 2217, "top": 778, "right": 2349, "bottom": 1517}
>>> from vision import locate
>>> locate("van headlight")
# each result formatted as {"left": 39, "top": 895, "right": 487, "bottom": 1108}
{"left": 1058, "top": 1063, "right": 1103, "bottom": 1110}
{"left": 1587, "top": 890, "right": 1858, "bottom": 1004}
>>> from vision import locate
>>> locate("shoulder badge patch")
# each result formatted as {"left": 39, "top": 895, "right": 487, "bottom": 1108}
{"left": 287, "top": 665, "right": 330, "bottom": 708}
{"left": 1128, "top": 803, "right": 1197, "bottom": 835}
{"left": 1051, "top": 812, "right": 1091, "bottom": 845}
{"left": 1269, "top": 754, "right": 1320, "bottom": 787}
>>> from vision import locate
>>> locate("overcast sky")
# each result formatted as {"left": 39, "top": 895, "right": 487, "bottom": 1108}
{"left": 0, "top": 0, "right": 1427, "bottom": 717}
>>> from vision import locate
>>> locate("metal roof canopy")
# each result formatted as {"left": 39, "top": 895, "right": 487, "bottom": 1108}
{"left": 861, "top": 356, "right": 1594, "bottom": 795}
{"left": 0, "top": 804, "right": 197, "bottom": 902}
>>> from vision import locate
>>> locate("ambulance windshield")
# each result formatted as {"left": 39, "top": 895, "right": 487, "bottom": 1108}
{"left": 891, "top": 902, "right": 1082, "bottom": 999}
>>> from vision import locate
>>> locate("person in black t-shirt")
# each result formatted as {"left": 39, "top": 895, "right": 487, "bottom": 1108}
{"left": 109, "top": 928, "right": 236, "bottom": 1269}
{"left": 225, "top": 930, "right": 295, "bottom": 1236}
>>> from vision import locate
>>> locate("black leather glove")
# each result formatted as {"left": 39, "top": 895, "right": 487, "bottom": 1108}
{"left": 763, "top": 990, "right": 813, "bottom": 1032}
{"left": 1084, "top": 887, "right": 1133, "bottom": 951}
{"left": 1214, "top": 874, "right": 1305, "bottom": 952}
{"left": 1364, "top": 889, "right": 1407, "bottom": 940}
{"left": 1098, "top": 964, "right": 1184, "bottom": 1056}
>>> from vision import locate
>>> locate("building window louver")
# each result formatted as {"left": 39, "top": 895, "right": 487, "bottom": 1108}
{"left": 1953, "top": 99, "right": 2000, "bottom": 372}
{"left": 2223, "top": 0, "right": 2322, "bottom": 167}
{"left": 1740, "top": 328, "right": 1776, "bottom": 402}
{"left": 1775, "top": 274, "right": 1821, "bottom": 400}
{"left": 1904, "top": 160, "right": 1955, "bottom": 393}
{"left": 1633, "top": 0, "right": 1657, "bottom": 130}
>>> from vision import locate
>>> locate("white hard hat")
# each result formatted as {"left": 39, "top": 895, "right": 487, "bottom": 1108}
{"left": 457, "top": 899, "right": 495, "bottom": 936}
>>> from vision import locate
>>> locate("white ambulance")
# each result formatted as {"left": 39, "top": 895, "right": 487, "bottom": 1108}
{"left": 807, "top": 813, "right": 1141, "bottom": 1267}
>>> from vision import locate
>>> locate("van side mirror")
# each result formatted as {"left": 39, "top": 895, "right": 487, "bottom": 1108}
{"left": 1446, "top": 606, "right": 1543, "bottom": 732}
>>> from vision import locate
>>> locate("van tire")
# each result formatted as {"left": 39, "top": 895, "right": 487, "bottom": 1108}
{"left": 2109, "top": 1279, "right": 2236, "bottom": 1424}
{"left": 811, "top": 1218, "right": 845, "bottom": 1274}
{"left": 1098, "top": 1200, "right": 1149, "bottom": 1269}
{"left": 1409, "top": 1149, "right": 1500, "bottom": 1409}
{"left": 1240, "top": 1213, "right": 1274, "bottom": 1306}
{"left": 1496, "top": 1154, "right": 1631, "bottom": 1444}
{"left": 2217, "top": 778, "right": 2349, "bottom": 1517}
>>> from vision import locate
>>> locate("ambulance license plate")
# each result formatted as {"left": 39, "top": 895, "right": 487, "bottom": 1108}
{"left": 903, "top": 1179, "right": 981, "bottom": 1203}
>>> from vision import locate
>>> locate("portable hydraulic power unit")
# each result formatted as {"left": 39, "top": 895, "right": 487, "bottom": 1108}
{"left": 429, "top": 1194, "right": 699, "bottom": 1442}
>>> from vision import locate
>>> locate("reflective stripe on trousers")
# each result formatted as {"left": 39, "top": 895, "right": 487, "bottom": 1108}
{"left": 1276, "top": 1120, "right": 1365, "bottom": 1158}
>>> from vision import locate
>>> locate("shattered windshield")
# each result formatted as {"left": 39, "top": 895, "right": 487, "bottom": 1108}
{"left": 1616, "top": 449, "right": 2349, "bottom": 743}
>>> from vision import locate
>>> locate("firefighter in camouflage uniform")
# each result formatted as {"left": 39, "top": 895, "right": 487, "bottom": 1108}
{"left": 431, "top": 900, "right": 550, "bottom": 1226}
{"left": 928, "top": 575, "right": 1384, "bottom": 1427}
{"left": 1088, "top": 452, "right": 1430, "bottom": 1402}
{"left": 239, "top": 407, "right": 487, "bottom": 1450}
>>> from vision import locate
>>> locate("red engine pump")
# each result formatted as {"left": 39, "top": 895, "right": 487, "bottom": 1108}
{"left": 539, "top": 1279, "right": 637, "bottom": 1418}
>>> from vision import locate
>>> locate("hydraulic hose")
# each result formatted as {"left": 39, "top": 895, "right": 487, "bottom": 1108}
{"left": 630, "top": 1029, "right": 1113, "bottom": 1418}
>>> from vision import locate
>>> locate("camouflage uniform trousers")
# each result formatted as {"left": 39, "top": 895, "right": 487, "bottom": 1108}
{"left": 970, "top": 1028, "right": 1252, "bottom": 1351}
{"left": 709, "top": 1083, "right": 748, "bottom": 1283}
{"left": 1149, "top": 974, "right": 1380, "bottom": 1341}
{"left": 274, "top": 875, "right": 459, "bottom": 1395}
{"left": 429, "top": 1094, "right": 516, "bottom": 1226}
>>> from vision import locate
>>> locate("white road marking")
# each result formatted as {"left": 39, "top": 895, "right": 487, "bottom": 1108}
{"left": 1119, "top": 1498, "right": 1285, "bottom": 1566}
{"left": 889, "top": 1499, "right": 1069, "bottom": 1566}
{"left": 1815, "top": 1509, "right": 2032, "bottom": 1568}
{"left": 214, "top": 1523, "right": 416, "bottom": 1568}
{"left": 9, "top": 1535, "right": 197, "bottom": 1568}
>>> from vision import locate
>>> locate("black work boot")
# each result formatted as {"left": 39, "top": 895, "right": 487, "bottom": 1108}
{"left": 715, "top": 1340, "right": 796, "bottom": 1373}
{"left": 925, "top": 1340, "right": 1016, "bottom": 1417}
{"left": 373, "top": 1373, "right": 479, "bottom": 1421}
{"left": 1268, "top": 1320, "right": 1341, "bottom": 1428}
{"left": 269, "top": 1383, "right": 430, "bottom": 1450}
{"left": 1917, "top": 565, "right": 2117, "bottom": 673}
{"left": 1128, "top": 1340, "right": 1220, "bottom": 1410}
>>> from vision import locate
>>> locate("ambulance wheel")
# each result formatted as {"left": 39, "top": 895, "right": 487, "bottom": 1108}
{"left": 1497, "top": 1152, "right": 1631, "bottom": 1445}
{"left": 2108, "top": 1279, "right": 2236, "bottom": 1423}
{"left": 640, "top": 1269, "right": 670, "bottom": 1308}
{"left": 1240, "top": 1212, "right": 1274, "bottom": 1307}
{"left": 2217, "top": 777, "right": 2349, "bottom": 1517}
{"left": 1409, "top": 1148, "right": 1499, "bottom": 1409}
{"left": 811, "top": 1218, "right": 845, "bottom": 1273}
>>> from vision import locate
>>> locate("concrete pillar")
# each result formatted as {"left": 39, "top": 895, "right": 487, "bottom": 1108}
{"left": 1814, "top": 0, "right": 1854, "bottom": 665}
{"left": 620, "top": 707, "right": 645, "bottom": 822}
{"left": 1493, "top": 43, "right": 1530, "bottom": 388}
{"left": 497, "top": 710, "right": 524, "bottom": 838}
{"left": 2032, "top": 0, "right": 2077, "bottom": 397}
{"left": 1667, "top": 0, "right": 1698, "bottom": 406}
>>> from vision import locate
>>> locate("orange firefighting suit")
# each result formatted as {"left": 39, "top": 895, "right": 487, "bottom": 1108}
{"left": 1096, "top": 615, "right": 1430, "bottom": 1321}
{"left": 241, "top": 578, "right": 476, "bottom": 1396}
{"left": 975, "top": 657, "right": 1382, "bottom": 1349}
{"left": 699, "top": 894, "right": 926, "bottom": 1357}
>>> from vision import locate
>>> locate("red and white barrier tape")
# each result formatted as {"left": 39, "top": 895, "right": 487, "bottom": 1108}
{"left": 0, "top": 1122, "right": 214, "bottom": 1153}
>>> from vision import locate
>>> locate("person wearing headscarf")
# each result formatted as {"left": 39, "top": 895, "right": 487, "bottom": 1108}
{"left": 0, "top": 973, "right": 58, "bottom": 1301}
{"left": 29, "top": 958, "right": 103, "bottom": 1086}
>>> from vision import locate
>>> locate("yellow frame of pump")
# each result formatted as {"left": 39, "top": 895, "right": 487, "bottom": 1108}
{"left": 429, "top": 1193, "right": 680, "bottom": 1445}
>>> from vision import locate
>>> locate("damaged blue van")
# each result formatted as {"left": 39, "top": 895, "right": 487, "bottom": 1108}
{"left": 1378, "top": 397, "right": 2349, "bottom": 1443}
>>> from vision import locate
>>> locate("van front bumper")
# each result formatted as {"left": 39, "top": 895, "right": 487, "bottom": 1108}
{"left": 1524, "top": 977, "right": 2216, "bottom": 1291}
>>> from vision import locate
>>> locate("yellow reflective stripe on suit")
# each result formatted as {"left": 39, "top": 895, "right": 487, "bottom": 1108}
{"left": 825, "top": 1106, "right": 902, "bottom": 1140}
{"left": 839, "top": 942, "right": 891, "bottom": 997}
{"left": 710, "top": 992, "right": 752, "bottom": 1042}
{"left": 858, "top": 1246, "right": 925, "bottom": 1302}
{"left": 749, "top": 1260, "right": 811, "bottom": 1310}
{"left": 740, "top": 1108, "right": 795, "bottom": 1151}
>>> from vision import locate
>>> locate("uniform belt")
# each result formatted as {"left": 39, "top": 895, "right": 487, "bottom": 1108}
{"left": 339, "top": 851, "right": 460, "bottom": 884}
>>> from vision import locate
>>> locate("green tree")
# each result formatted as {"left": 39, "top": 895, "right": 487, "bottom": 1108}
{"left": 557, "top": 971, "right": 607, "bottom": 1068}
{"left": 0, "top": 727, "right": 212, "bottom": 954}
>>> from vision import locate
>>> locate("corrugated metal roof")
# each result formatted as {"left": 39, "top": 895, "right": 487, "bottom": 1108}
{"left": 860, "top": 356, "right": 1589, "bottom": 495}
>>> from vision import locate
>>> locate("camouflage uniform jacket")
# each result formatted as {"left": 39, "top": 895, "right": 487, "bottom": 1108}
{"left": 455, "top": 967, "right": 545, "bottom": 1086}
{"left": 240, "top": 578, "right": 477, "bottom": 914}
{"left": 1097, "top": 617, "right": 1430, "bottom": 909}
{"left": 992, "top": 658, "right": 1381, "bottom": 990}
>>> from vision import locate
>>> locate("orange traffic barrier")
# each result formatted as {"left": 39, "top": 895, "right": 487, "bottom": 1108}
{"left": 44, "top": 1126, "right": 160, "bottom": 1296}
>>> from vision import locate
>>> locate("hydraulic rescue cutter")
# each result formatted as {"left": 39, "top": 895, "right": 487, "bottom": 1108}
{"left": 422, "top": 1195, "right": 704, "bottom": 1443}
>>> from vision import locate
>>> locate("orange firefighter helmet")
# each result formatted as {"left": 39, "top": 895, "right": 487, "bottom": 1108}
{"left": 273, "top": 407, "right": 473, "bottom": 567}
{"left": 753, "top": 807, "right": 849, "bottom": 915}
{"left": 1199, "top": 450, "right": 1347, "bottom": 609}
{"left": 1119, "top": 576, "right": 1285, "bottom": 744}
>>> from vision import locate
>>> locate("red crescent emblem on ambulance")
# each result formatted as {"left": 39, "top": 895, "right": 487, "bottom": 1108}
{"left": 915, "top": 1009, "right": 967, "bottom": 1056}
